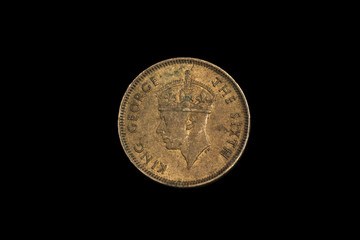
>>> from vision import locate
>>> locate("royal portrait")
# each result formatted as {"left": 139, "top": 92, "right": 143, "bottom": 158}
{"left": 156, "top": 70, "right": 215, "bottom": 169}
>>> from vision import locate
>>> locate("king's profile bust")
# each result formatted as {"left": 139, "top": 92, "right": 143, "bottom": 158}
{"left": 156, "top": 70, "right": 215, "bottom": 169}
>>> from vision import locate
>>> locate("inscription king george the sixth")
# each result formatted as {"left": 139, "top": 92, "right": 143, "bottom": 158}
{"left": 118, "top": 58, "right": 250, "bottom": 187}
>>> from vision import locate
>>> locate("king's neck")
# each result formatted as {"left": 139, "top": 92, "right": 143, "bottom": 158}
{"left": 181, "top": 129, "right": 209, "bottom": 169}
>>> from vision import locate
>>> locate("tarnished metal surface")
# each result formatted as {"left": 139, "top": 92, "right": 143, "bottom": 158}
{"left": 118, "top": 58, "right": 250, "bottom": 187}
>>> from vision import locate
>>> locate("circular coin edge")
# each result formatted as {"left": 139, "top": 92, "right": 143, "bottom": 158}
{"left": 118, "top": 57, "right": 250, "bottom": 187}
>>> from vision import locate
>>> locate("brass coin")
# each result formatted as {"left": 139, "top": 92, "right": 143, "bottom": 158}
{"left": 118, "top": 58, "right": 250, "bottom": 187}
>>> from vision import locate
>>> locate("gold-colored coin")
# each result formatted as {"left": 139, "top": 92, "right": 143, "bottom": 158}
{"left": 118, "top": 58, "right": 250, "bottom": 187}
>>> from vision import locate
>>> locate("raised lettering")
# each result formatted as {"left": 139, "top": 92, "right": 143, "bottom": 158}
{"left": 132, "top": 138, "right": 167, "bottom": 174}
{"left": 127, "top": 115, "right": 138, "bottom": 121}
{"left": 150, "top": 77, "right": 159, "bottom": 86}
{"left": 229, "top": 129, "right": 240, "bottom": 138}
{"left": 225, "top": 96, "right": 236, "bottom": 104}
{"left": 134, "top": 143, "right": 144, "bottom": 153}
{"left": 231, "top": 122, "right": 241, "bottom": 128}
{"left": 226, "top": 139, "right": 238, "bottom": 148}
{"left": 134, "top": 93, "right": 144, "bottom": 102}
{"left": 127, "top": 123, "right": 137, "bottom": 133}
{"left": 229, "top": 122, "right": 241, "bottom": 138}
{"left": 142, "top": 82, "right": 151, "bottom": 93}
{"left": 157, "top": 162, "right": 167, "bottom": 174}
{"left": 140, "top": 152, "right": 153, "bottom": 165}
{"left": 218, "top": 84, "right": 231, "bottom": 97}
{"left": 230, "top": 113, "right": 241, "bottom": 118}
{"left": 220, "top": 147, "right": 232, "bottom": 160}
{"left": 151, "top": 160, "right": 159, "bottom": 169}
{"left": 130, "top": 102, "right": 140, "bottom": 112}
{"left": 212, "top": 77, "right": 222, "bottom": 87}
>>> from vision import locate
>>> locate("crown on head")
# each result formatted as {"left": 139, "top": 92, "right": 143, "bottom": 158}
{"left": 158, "top": 70, "right": 215, "bottom": 113}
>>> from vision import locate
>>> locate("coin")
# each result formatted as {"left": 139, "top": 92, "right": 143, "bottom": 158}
{"left": 118, "top": 58, "right": 250, "bottom": 187}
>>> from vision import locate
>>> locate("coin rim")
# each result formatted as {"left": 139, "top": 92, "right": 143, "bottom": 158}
{"left": 118, "top": 57, "right": 250, "bottom": 187}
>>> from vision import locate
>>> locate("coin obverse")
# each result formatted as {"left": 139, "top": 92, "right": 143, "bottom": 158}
{"left": 118, "top": 58, "right": 250, "bottom": 187}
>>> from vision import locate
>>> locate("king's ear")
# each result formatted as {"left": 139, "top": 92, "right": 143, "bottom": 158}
{"left": 186, "top": 118, "right": 194, "bottom": 130}
{"left": 186, "top": 115, "right": 197, "bottom": 130}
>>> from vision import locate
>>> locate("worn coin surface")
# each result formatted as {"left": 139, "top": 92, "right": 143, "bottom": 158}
{"left": 118, "top": 58, "right": 250, "bottom": 187}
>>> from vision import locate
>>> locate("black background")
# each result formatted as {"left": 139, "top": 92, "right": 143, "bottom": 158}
{"left": 44, "top": 16, "right": 314, "bottom": 227}
{"left": 9, "top": 2, "right": 346, "bottom": 235}
{"left": 9, "top": 3, "right": 342, "bottom": 235}
{"left": 66, "top": 40, "right": 300, "bottom": 208}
